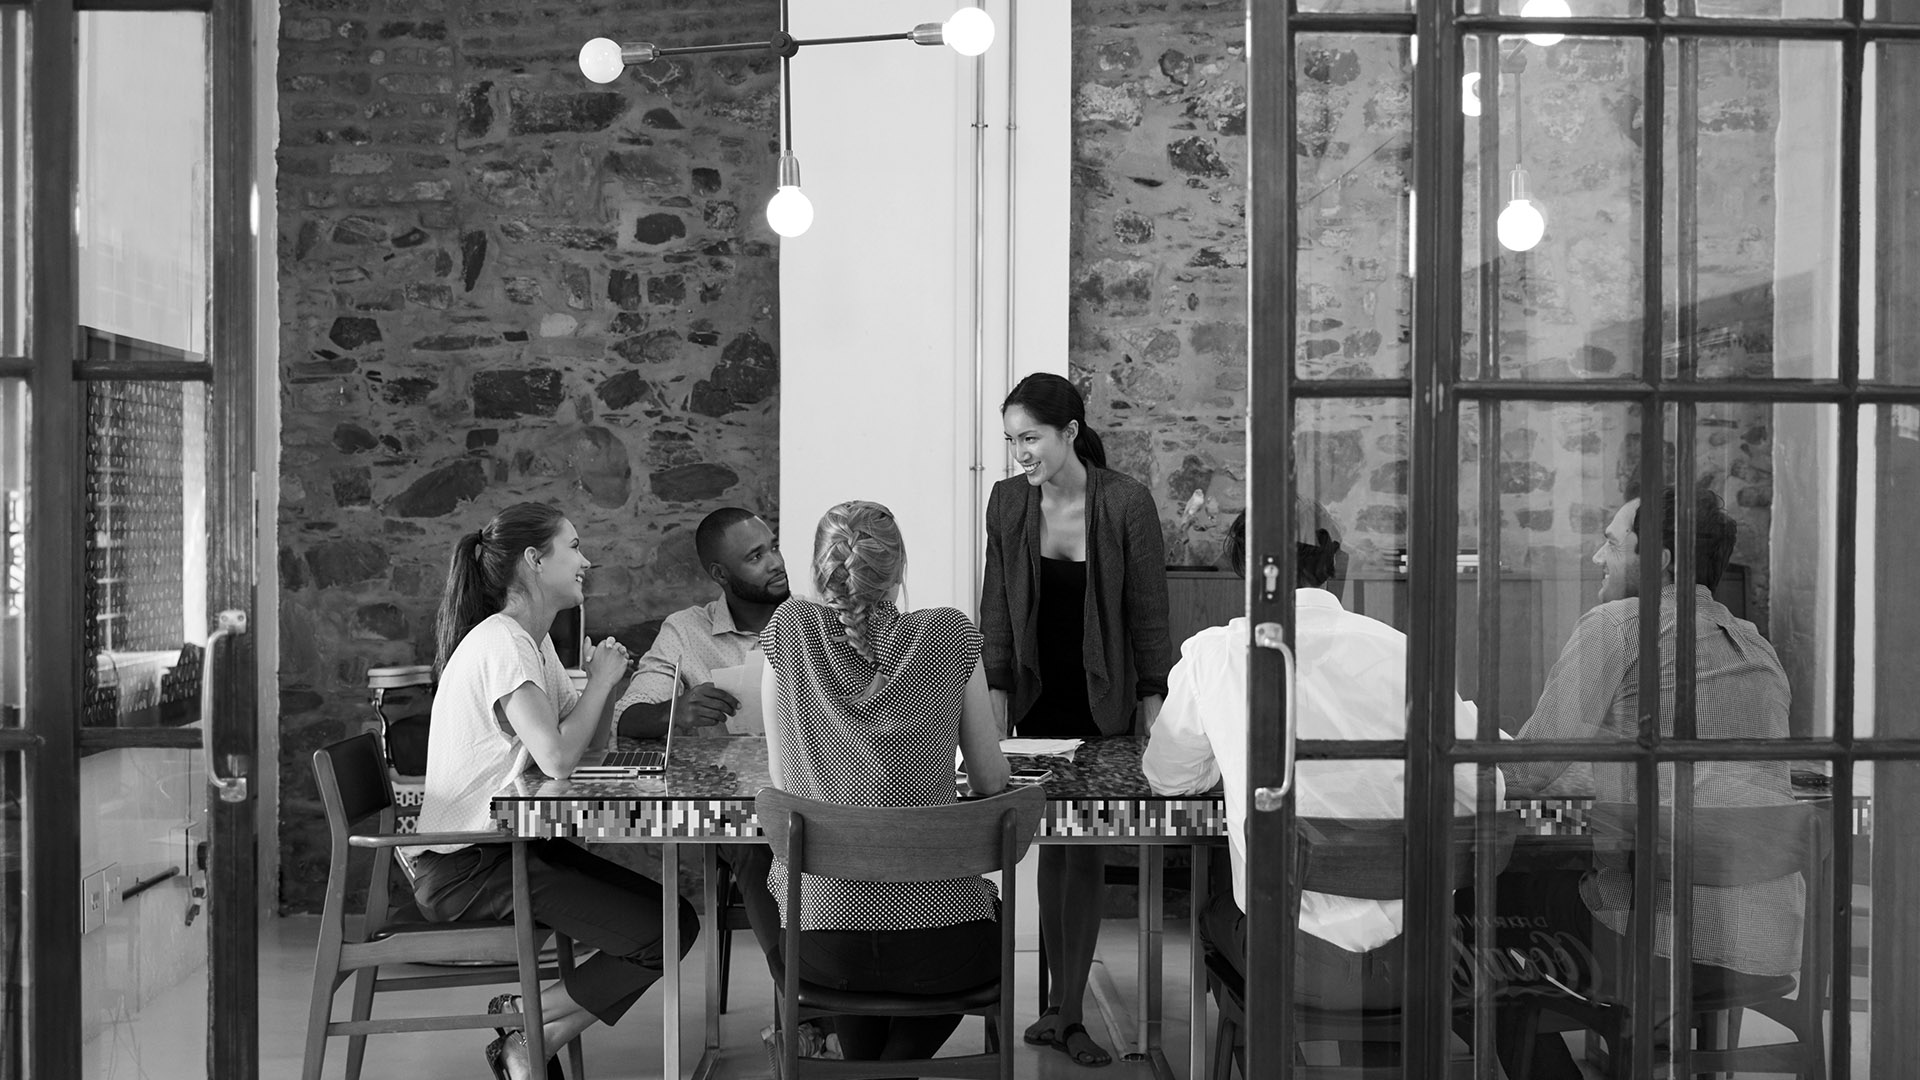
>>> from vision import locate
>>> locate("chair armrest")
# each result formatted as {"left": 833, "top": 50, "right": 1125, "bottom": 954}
{"left": 349, "top": 829, "right": 519, "bottom": 849}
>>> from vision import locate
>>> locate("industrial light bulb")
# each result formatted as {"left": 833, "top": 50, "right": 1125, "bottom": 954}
{"left": 943, "top": 7, "right": 996, "bottom": 56}
{"left": 578, "top": 38, "right": 626, "bottom": 83}
{"left": 1461, "top": 72, "right": 1482, "bottom": 117}
{"left": 766, "top": 153, "right": 813, "bottom": 237}
{"left": 1521, "top": 0, "right": 1570, "bottom": 48}
{"left": 1496, "top": 166, "right": 1547, "bottom": 252}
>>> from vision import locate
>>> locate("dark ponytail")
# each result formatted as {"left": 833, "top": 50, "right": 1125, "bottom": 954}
{"left": 1002, "top": 372, "right": 1106, "bottom": 469}
{"left": 434, "top": 502, "right": 566, "bottom": 674}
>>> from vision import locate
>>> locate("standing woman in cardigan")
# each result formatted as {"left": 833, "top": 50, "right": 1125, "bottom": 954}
{"left": 980, "top": 373, "right": 1172, "bottom": 1067}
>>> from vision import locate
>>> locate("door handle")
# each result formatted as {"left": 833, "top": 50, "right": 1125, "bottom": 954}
{"left": 1251, "top": 621, "right": 1296, "bottom": 810}
{"left": 202, "top": 609, "right": 250, "bottom": 804}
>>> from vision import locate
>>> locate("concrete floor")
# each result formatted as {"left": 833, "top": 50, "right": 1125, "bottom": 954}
{"left": 89, "top": 915, "right": 1209, "bottom": 1079}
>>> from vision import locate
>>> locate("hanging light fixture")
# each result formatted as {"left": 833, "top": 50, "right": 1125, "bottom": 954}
{"left": 578, "top": 7, "right": 994, "bottom": 238}
{"left": 1496, "top": 165, "right": 1547, "bottom": 252}
{"left": 1461, "top": 71, "right": 1482, "bottom": 117}
{"left": 1520, "top": 0, "right": 1571, "bottom": 48}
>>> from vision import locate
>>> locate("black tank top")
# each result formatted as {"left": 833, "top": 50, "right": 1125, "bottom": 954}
{"left": 1020, "top": 557, "right": 1099, "bottom": 737}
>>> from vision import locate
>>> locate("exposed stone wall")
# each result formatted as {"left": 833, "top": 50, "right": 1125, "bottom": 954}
{"left": 1068, "top": 5, "right": 1778, "bottom": 615}
{"left": 276, "top": 0, "right": 779, "bottom": 912}
{"left": 1068, "top": 0, "right": 1247, "bottom": 567}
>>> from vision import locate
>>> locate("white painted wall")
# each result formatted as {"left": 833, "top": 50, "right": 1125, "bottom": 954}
{"left": 780, "top": 0, "right": 1069, "bottom": 616}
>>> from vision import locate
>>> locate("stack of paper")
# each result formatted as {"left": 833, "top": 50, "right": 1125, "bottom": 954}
{"left": 999, "top": 737, "right": 1083, "bottom": 762}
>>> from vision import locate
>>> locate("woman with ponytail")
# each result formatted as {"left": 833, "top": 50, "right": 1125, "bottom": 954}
{"left": 758, "top": 500, "right": 1011, "bottom": 1067}
{"left": 409, "top": 503, "right": 699, "bottom": 1080}
{"left": 981, "top": 372, "right": 1172, "bottom": 1067}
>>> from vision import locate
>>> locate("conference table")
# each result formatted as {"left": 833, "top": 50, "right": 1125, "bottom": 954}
{"left": 487, "top": 740, "right": 1868, "bottom": 1080}
{"left": 492, "top": 736, "right": 1227, "bottom": 1080}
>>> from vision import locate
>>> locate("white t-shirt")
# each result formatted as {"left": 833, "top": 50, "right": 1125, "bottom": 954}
{"left": 409, "top": 613, "right": 578, "bottom": 856}
{"left": 1142, "top": 588, "right": 1495, "bottom": 952}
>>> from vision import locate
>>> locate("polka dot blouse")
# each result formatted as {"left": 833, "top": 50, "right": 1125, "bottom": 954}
{"left": 761, "top": 599, "right": 999, "bottom": 932}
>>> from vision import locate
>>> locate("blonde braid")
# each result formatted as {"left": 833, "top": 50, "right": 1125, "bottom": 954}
{"left": 812, "top": 501, "right": 904, "bottom": 675}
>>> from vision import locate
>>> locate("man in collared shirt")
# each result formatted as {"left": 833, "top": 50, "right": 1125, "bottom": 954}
{"left": 1142, "top": 503, "right": 1489, "bottom": 1011}
{"left": 1500, "top": 488, "right": 1801, "bottom": 1079}
{"left": 614, "top": 506, "right": 789, "bottom": 958}
{"left": 615, "top": 507, "right": 789, "bottom": 738}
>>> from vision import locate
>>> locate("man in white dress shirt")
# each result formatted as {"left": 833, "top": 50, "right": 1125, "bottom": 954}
{"left": 1143, "top": 503, "right": 1493, "bottom": 1011}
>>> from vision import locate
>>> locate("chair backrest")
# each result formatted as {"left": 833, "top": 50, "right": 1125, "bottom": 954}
{"left": 1296, "top": 813, "right": 1519, "bottom": 901}
{"left": 1586, "top": 801, "right": 1823, "bottom": 887}
{"left": 757, "top": 785, "right": 1046, "bottom": 882}
{"left": 313, "top": 731, "right": 398, "bottom": 835}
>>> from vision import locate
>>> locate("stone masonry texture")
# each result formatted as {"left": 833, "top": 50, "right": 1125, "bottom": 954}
{"left": 277, "top": 0, "right": 779, "bottom": 912}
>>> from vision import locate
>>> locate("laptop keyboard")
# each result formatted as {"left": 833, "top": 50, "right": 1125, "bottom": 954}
{"left": 601, "top": 749, "right": 666, "bottom": 770}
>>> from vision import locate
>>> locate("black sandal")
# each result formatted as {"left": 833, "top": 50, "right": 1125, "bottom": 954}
{"left": 483, "top": 1026, "right": 566, "bottom": 1080}
{"left": 487, "top": 993, "right": 523, "bottom": 1038}
{"left": 1022, "top": 1005, "right": 1061, "bottom": 1046}
{"left": 1050, "top": 1022, "right": 1112, "bottom": 1068}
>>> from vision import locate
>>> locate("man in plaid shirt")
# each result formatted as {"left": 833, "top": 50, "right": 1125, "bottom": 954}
{"left": 1498, "top": 487, "right": 1802, "bottom": 1079}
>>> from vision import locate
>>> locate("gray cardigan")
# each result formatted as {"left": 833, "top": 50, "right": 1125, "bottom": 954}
{"left": 980, "top": 464, "right": 1172, "bottom": 736}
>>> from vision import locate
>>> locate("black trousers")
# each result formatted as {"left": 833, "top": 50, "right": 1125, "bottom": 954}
{"left": 781, "top": 918, "right": 1000, "bottom": 1065}
{"left": 411, "top": 838, "right": 700, "bottom": 1026}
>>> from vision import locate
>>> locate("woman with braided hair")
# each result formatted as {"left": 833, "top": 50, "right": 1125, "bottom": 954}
{"left": 758, "top": 500, "right": 1011, "bottom": 1070}
{"left": 982, "top": 372, "right": 1172, "bottom": 1067}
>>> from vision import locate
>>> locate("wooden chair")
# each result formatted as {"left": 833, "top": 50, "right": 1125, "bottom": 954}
{"left": 303, "top": 732, "right": 585, "bottom": 1080}
{"left": 757, "top": 785, "right": 1047, "bottom": 1080}
{"left": 1511, "top": 800, "right": 1832, "bottom": 1080}
{"left": 1206, "top": 813, "right": 1519, "bottom": 1079}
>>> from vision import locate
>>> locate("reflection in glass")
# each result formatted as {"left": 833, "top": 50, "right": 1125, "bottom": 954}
{"left": 1859, "top": 405, "right": 1920, "bottom": 740}
{"left": 1469, "top": 759, "right": 1828, "bottom": 1077}
{"left": 0, "top": 382, "right": 17, "bottom": 727}
{"left": 1861, "top": 761, "right": 1913, "bottom": 1075}
{"left": 77, "top": 12, "right": 209, "bottom": 363}
{"left": 1, "top": 8, "right": 27, "bottom": 358}
{"left": 84, "top": 382, "right": 207, "bottom": 728}
{"left": 1465, "top": 0, "right": 1643, "bottom": 14}
{"left": 1464, "top": 36, "right": 1645, "bottom": 380}
{"left": 1295, "top": 35, "right": 1411, "bottom": 381}
{"left": 1457, "top": 400, "right": 1640, "bottom": 731}
{"left": 1866, "top": 41, "right": 1920, "bottom": 382}
{"left": 1679, "top": 0, "right": 1840, "bottom": 17}
{"left": 1664, "top": 39, "right": 1839, "bottom": 380}
{"left": 1296, "top": 398, "right": 1408, "bottom": 606}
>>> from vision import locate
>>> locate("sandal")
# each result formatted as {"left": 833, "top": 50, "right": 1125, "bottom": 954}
{"left": 1050, "top": 1022, "right": 1112, "bottom": 1068}
{"left": 483, "top": 1021, "right": 566, "bottom": 1080}
{"left": 486, "top": 993, "right": 523, "bottom": 1038}
{"left": 1022, "top": 1005, "right": 1061, "bottom": 1046}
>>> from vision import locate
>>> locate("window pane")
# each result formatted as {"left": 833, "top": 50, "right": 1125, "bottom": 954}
{"left": 1859, "top": 404, "right": 1920, "bottom": 739}
{"left": 85, "top": 381, "right": 208, "bottom": 728}
{"left": 1296, "top": 34, "right": 1412, "bottom": 381}
{"left": 0, "top": 381, "right": 17, "bottom": 728}
{"left": 1300, "top": 0, "right": 1411, "bottom": 13}
{"left": 1457, "top": 400, "right": 1641, "bottom": 734}
{"left": 1675, "top": 0, "right": 1841, "bottom": 17}
{"left": 0, "top": 7, "right": 25, "bottom": 358}
{"left": 1466, "top": 0, "right": 1645, "bottom": 16}
{"left": 1298, "top": 397, "right": 1409, "bottom": 619}
{"left": 1859, "top": 760, "right": 1914, "bottom": 1075}
{"left": 77, "top": 12, "right": 208, "bottom": 363}
{"left": 1865, "top": 41, "right": 1920, "bottom": 382}
{"left": 1684, "top": 402, "right": 1837, "bottom": 737}
{"left": 1664, "top": 39, "right": 1839, "bottom": 381}
{"left": 1463, "top": 37, "right": 1645, "bottom": 381}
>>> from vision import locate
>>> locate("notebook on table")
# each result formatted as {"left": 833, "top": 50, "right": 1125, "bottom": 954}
{"left": 573, "top": 659, "right": 678, "bottom": 778}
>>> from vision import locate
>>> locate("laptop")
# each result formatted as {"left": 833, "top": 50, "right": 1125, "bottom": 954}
{"left": 579, "top": 658, "right": 679, "bottom": 776}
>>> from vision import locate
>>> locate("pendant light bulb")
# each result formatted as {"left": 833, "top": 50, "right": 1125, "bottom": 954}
{"left": 1497, "top": 165, "right": 1547, "bottom": 252}
{"left": 1462, "top": 72, "right": 1482, "bottom": 118}
{"left": 942, "top": 7, "right": 996, "bottom": 56}
{"left": 1520, "top": 0, "right": 1570, "bottom": 47}
{"left": 767, "top": 153, "right": 814, "bottom": 238}
{"left": 579, "top": 38, "right": 626, "bottom": 83}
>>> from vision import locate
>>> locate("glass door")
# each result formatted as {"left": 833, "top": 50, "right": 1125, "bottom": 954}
{"left": 1, "top": 0, "right": 258, "bottom": 1075}
{"left": 1247, "top": 2, "right": 1920, "bottom": 1076}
